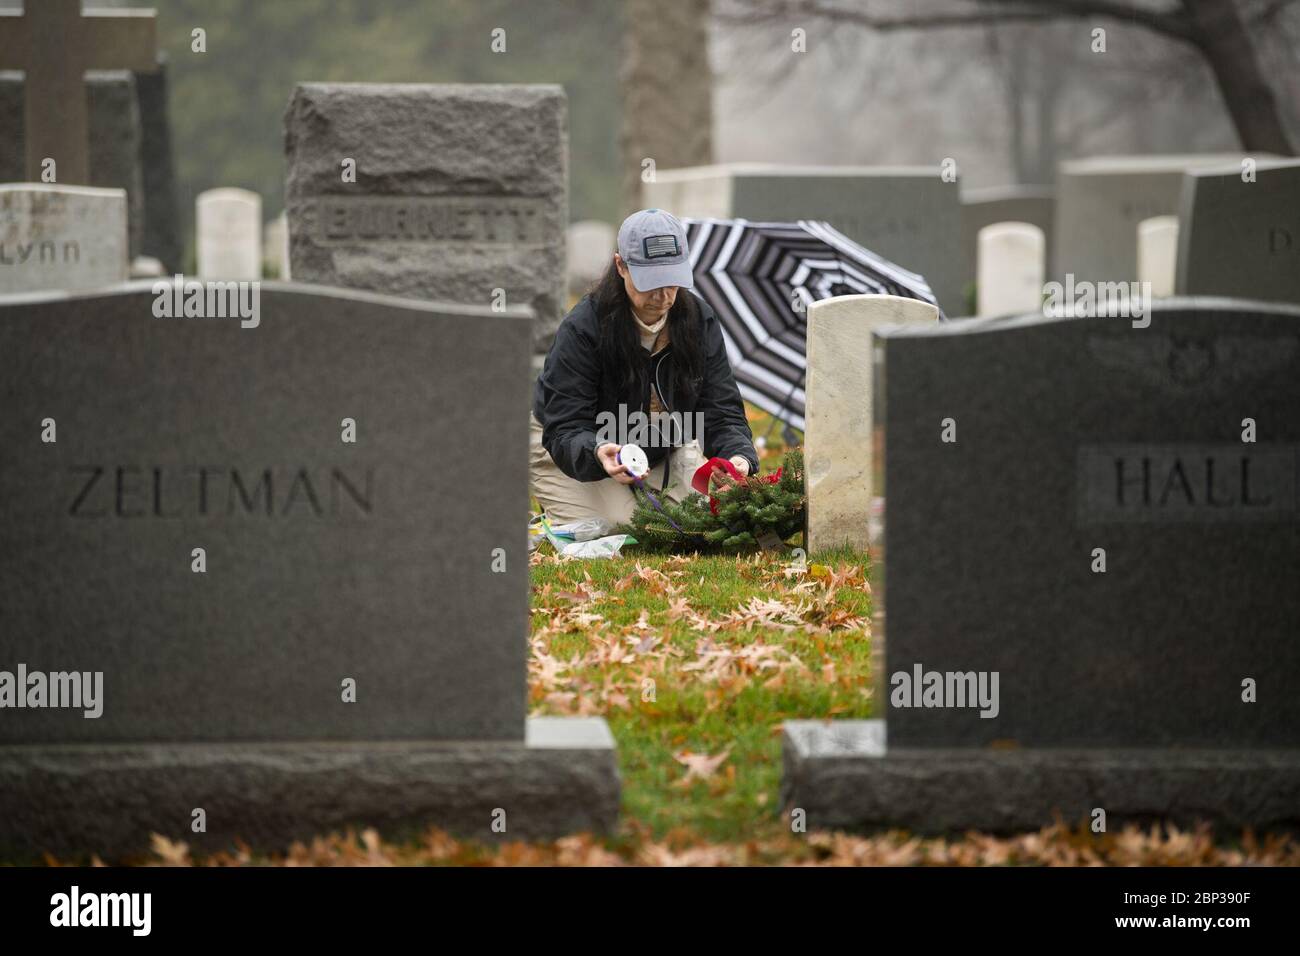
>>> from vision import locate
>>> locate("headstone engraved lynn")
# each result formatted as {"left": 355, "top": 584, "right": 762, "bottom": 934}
{"left": 803, "top": 295, "right": 939, "bottom": 554}
{"left": 0, "top": 183, "right": 128, "bottom": 293}
{"left": 960, "top": 185, "right": 1054, "bottom": 303}
{"left": 1176, "top": 158, "right": 1300, "bottom": 305}
{"left": 0, "top": 0, "right": 157, "bottom": 186}
{"left": 1137, "top": 216, "right": 1179, "bottom": 299}
{"left": 1054, "top": 154, "right": 1273, "bottom": 286}
{"left": 196, "top": 188, "right": 262, "bottom": 281}
{"left": 783, "top": 298, "right": 1300, "bottom": 832}
{"left": 976, "top": 222, "right": 1044, "bottom": 318}
{"left": 0, "top": 282, "right": 618, "bottom": 860}
{"left": 285, "top": 83, "right": 568, "bottom": 352}
{"left": 642, "top": 163, "right": 964, "bottom": 316}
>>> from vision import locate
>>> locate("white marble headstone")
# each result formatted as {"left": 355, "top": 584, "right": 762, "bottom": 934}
{"left": 976, "top": 221, "right": 1044, "bottom": 318}
{"left": 0, "top": 183, "right": 128, "bottom": 294}
{"left": 197, "top": 187, "right": 262, "bottom": 280}
{"left": 1137, "top": 215, "right": 1179, "bottom": 298}
{"left": 804, "top": 294, "right": 940, "bottom": 553}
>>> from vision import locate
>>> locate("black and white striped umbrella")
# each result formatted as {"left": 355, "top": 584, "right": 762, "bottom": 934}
{"left": 685, "top": 218, "right": 942, "bottom": 431}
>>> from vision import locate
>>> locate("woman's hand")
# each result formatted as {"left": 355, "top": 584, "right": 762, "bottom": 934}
{"left": 596, "top": 443, "right": 637, "bottom": 485}
{"left": 709, "top": 455, "right": 751, "bottom": 492}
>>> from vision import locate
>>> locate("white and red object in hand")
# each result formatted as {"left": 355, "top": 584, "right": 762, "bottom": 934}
{"left": 618, "top": 443, "right": 650, "bottom": 479}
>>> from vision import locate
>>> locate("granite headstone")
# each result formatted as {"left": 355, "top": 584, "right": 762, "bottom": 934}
{"left": 1176, "top": 158, "right": 1300, "bottom": 304}
{"left": 134, "top": 55, "right": 181, "bottom": 273}
{"left": 285, "top": 83, "right": 568, "bottom": 351}
{"left": 784, "top": 298, "right": 1300, "bottom": 832}
{"left": 0, "top": 281, "right": 618, "bottom": 859}
{"left": 1054, "top": 154, "right": 1272, "bottom": 286}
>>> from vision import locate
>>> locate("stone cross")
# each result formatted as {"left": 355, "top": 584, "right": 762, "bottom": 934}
{"left": 0, "top": 0, "right": 157, "bottom": 185}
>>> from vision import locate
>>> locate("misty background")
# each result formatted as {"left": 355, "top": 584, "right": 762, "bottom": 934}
{"left": 7, "top": 0, "right": 1296, "bottom": 251}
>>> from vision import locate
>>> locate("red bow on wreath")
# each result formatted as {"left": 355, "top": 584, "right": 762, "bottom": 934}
{"left": 691, "top": 458, "right": 783, "bottom": 515}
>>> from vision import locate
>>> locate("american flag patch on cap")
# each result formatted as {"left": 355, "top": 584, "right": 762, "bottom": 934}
{"left": 643, "top": 234, "right": 680, "bottom": 259}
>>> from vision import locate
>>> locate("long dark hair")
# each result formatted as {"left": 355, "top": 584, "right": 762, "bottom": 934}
{"left": 589, "top": 260, "right": 705, "bottom": 407}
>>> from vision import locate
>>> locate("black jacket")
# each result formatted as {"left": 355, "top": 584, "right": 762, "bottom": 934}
{"left": 532, "top": 292, "right": 758, "bottom": 483}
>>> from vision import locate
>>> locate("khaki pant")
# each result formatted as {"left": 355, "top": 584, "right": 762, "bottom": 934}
{"left": 529, "top": 413, "right": 703, "bottom": 526}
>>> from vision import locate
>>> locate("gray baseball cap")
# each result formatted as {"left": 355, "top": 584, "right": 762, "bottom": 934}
{"left": 617, "top": 208, "right": 694, "bottom": 292}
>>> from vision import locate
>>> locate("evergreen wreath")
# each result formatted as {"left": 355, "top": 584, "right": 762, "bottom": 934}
{"left": 620, "top": 449, "right": 805, "bottom": 553}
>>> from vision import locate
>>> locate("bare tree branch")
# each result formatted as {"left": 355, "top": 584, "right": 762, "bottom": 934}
{"left": 718, "top": 0, "right": 1196, "bottom": 43}
{"left": 1248, "top": 0, "right": 1300, "bottom": 24}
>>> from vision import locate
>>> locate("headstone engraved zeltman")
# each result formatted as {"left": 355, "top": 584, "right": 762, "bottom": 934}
{"left": 782, "top": 298, "right": 1300, "bottom": 833}
{"left": 0, "top": 281, "right": 618, "bottom": 860}
{"left": 0, "top": 183, "right": 128, "bottom": 293}
{"left": 284, "top": 83, "right": 567, "bottom": 352}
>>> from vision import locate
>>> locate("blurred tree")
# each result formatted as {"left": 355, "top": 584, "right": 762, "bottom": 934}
{"left": 721, "top": 0, "right": 1296, "bottom": 155}
{"left": 620, "top": 0, "right": 715, "bottom": 215}
{"left": 84, "top": 0, "right": 626, "bottom": 259}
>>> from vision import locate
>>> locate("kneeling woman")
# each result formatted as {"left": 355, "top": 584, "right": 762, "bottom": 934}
{"left": 531, "top": 208, "right": 758, "bottom": 527}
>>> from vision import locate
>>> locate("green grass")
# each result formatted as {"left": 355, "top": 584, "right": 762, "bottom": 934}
{"left": 529, "top": 549, "right": 873, "bottom": 843}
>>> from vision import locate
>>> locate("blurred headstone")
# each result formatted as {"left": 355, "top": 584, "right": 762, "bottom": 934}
{"left": 566, "top": 220, "right": 614, "bottom": 297}
{"left": 197, "top": 187, "right": 262, "bottom": 281}
{"left": 0, "top": 183, "right": 128, "bottom": 293}
{"left": 1176, "top": 158, "right": 1300, "bottom": 304}
{"left": 1054, "top": 154, "right": 1273, "bottom": 286}
{"left": 644, "top": 163, "right": 963, "bottom": 316}
{"left": 1, "top": 62, "right": 179, "bottom": 269}
{"left": 263, "top": 211, "right": 290, "bottom": 280}
{"left": 804, "top": 294, "right": 939, "bottom": 554}
{"left": 1137, "top": 215, "right": 1179, "bottom": 299}
{"left": 960, "top": 186, "right": 1054, "bottom": 301}
{"left": 134, "top": 55, "right": 181, "bottom": 273}
{"left": 0, "top": 0, "right": 156, "bottom": 185}
{"left": 976, "top": 222, "right": 1045, "bottom": 317}
{"left": 129, "top": 254, "right": 164, "bottom": 278}
{"left": 285, "top": 83, "right": 568, "bottom": 351}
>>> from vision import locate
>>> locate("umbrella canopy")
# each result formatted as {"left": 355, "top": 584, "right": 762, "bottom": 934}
{"left": 685, "top": 218, "right": 943, "bottom": 431}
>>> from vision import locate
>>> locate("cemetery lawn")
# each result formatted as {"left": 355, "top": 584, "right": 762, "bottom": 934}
{"left": 528, "top": 546, "right": 874, "bottom": 846}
